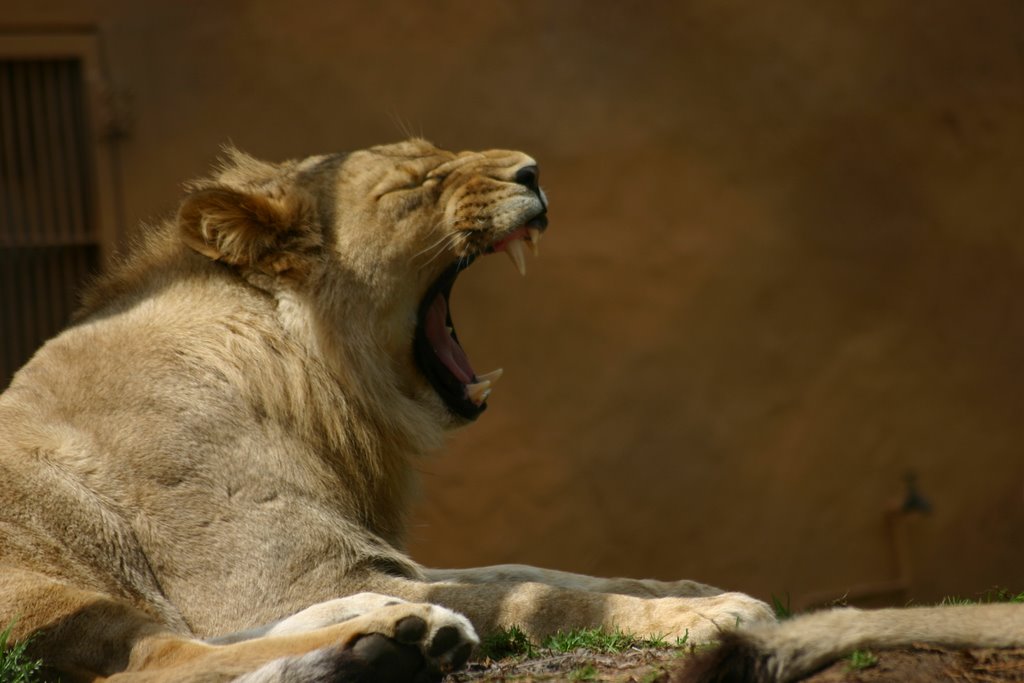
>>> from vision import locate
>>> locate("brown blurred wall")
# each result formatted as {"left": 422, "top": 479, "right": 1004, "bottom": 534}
{"left": 4, "top": 1, "right": 1023, "bottom": 607}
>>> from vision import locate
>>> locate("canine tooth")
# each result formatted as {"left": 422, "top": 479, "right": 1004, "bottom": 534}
{"left": 446, "top": 326, "right": 454, "bottom": 336}
{"left": 506, "top": 239, "right": 527, "bottom": 276}
{"left": 528, "top": 228, "right": 542, "bottom": 256}
{"left": 466, "top": 380, "right": 492, "bottom": 404}
{"left": 476, "top": 368, "right": 504, "bottom": 385}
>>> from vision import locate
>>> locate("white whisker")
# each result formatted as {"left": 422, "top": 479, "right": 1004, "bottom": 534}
{"left": 415, "top": 232, "right": 462, "bottom": 271}
{"left": 411, "top": 231, "right": 451, "bottom": 262}
{"left": 387, "top": 110, "right": 418, "bottom": 140}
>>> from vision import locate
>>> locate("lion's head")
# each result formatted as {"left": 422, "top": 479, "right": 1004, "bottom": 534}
{"left": 174, "top": 139, "right": 548, "bottom": 424}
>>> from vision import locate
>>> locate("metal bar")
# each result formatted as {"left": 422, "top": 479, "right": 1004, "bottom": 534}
{"left": 64, "top": 61, "right": 90, "bottom": 242}
{"left": 42, "top": 62, "right": 71, "bottom": 246}
{"left": 28, "top": 61, "right": 57, "bottom": 245}
{"left": 11, "top": 62, "right": 42, "bottom": 246}
{"left": 0, "top": 63, "right": 26, "bottom": 247}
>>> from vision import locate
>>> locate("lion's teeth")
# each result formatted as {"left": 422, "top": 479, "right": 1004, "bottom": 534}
{"left": 476, "top": 368, "right": 504, "bottom": 385}
{"left": 527, "top": 228, "right": 542, "bottom": 256}
{"left": 446, "top": 326, "right": 454, "bottom": 336}
{"left": 506, "top": 239, "right": 527, "bottom": 276}
{"left": 466, "top": 380, "right": 492, "bottom": 404}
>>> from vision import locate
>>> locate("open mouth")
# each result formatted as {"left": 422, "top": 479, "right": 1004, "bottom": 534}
{"left": 414, "top": 212, "right": 548, "bottom": 419}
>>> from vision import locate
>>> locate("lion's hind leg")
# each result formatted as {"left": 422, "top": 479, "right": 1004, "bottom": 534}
{"left": 2, "top": 567, "right": 476, "bottom": 682}
{"left": 0, "top": 565, "right": 176, "bottom": 681}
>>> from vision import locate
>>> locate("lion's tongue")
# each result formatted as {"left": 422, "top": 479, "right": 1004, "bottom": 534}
{"left": 426, "top": 293, "right": 475, "bottom": 385}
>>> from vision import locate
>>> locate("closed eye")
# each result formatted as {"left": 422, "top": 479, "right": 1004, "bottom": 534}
{"left": 377, "top": 171, "right": 451, "bottom": 200}
{"left": 374, "top": 162, "right": 449, "bottom": 201}
{"left": 374, "top": 178, "right": 421, "bottom": 200}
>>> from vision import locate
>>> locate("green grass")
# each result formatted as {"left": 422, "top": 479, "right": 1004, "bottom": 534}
{"left": 847, "top": 649, "right": 878, "bottom": 671}
{"left": 478, "top": 624, "right": 690, "bottom": 661}
{"left": 568, "top": 663, "right": 599, "bottom": 681}
{"left": 940, "top": 587, "right": 1024, "bottom": 606}
{"left": 638, "top": 670, "right": 669, "bottom": 683}
{"left": 479, "top": 624, "right": 536, "bottom": 659}
{"left": 544, "top": 626, "right": 687, "bottom": 653}
{"left": 940, "top": 595, "right": 976, "bottom": 606}
{"left": 993, "top": 588, "right": 1024, "bottom": 603}
{"left": 0, "top": 621, "right": 43, "bottom": 683}
{"left": 770, "top": 593, "right": 792, "bottom": 620}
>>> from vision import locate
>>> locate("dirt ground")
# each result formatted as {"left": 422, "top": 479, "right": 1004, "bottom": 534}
{"left": 452, "top": 647, "right": 684, "bottom": 682}
{"left": 446, "top": 646, "right": 1024, "bottom": 682}
{"left": 802, "top": 646, "right": 1024, "bottom": 683}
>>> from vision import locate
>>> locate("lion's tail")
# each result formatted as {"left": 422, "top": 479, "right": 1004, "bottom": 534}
{"left": 672, "top": 603, "right": 1024, "bottom": 683}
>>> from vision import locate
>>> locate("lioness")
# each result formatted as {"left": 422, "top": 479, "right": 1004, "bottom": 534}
{"left": 0, "top": 139, "right": 772, "bottom": 682}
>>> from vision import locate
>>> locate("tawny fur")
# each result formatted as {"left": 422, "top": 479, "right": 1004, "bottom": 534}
{"left": 0, "top": 139, "right": 771, "bottom": 681}
{"left": 674, "top": 603, "right": 1024, "bottom": 683}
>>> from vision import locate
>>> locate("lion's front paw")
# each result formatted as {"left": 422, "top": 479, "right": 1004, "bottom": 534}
{"left": 265, "top": 593, "right": 478, "bottom": 673}
{"left": 606, "top": 591, "right": 775, "bottom": 646}
{"left": 699, "top": 591, "right": 777, "bottom": 629}
{"left": 345, "top": 601, "right": 479, "bottom": 678}
{"left": 676, "top": 591, "right": 776, "bottom": 643}
{"left": 266, "top": 592, "right": 416, "bottom": 635}
{"left": 236, "top": 600, "right": 478, "bottom": 683}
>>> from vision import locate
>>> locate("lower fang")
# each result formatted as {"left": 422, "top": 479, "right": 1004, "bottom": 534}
{"left": 528, "top": 228, "right": 542, "bottom": 256}
{"left": 476, "top": 368, "right": 504, "bottom": 385}
{"left": 466, "top": 380, "right": 492, "bottom": 404}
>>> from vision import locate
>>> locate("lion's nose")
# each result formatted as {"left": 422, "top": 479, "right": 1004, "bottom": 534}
{"left": 513, "top": 165, "right": 540, "bottom": 194}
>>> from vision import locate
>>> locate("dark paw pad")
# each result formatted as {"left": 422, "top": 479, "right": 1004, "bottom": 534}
{"left": 448, "top": 641, "right": 473, "bottom": 670}
{"left": 348, "top": 633, "right": 425, "bottom": 683}
{"left": 395, "top": 615, "right": 428, "bottom": 643}
{"left": 427, "top": 625, "right": 460, "bottom": 657}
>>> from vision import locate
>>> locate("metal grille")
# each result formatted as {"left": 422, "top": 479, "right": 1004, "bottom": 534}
{"left": 0, "top": 59, "right": 93, "bottom": 246}
{"left": 0, "top": 58, "right": 99, "bottom": 389}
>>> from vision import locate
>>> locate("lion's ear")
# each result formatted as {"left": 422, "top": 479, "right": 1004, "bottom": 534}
{"left": 178, "top": 186, "right": 320, "bottom": 277}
